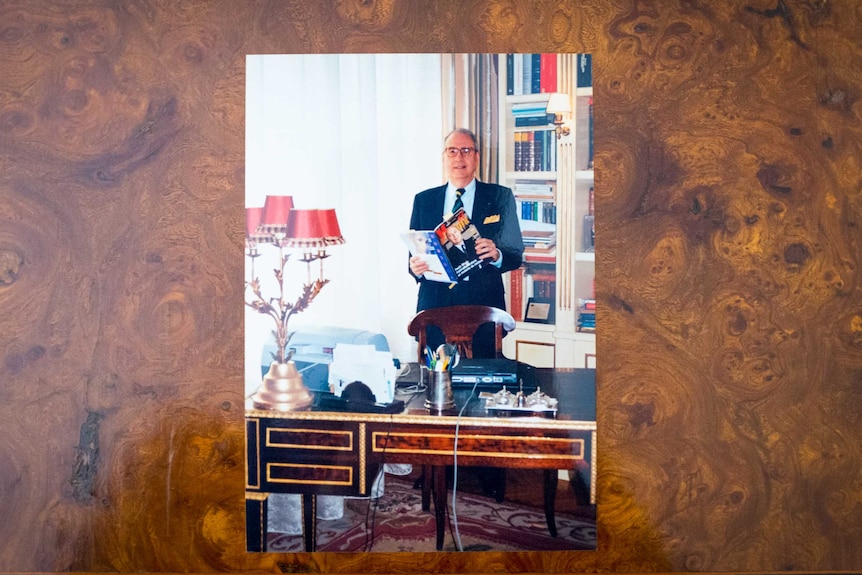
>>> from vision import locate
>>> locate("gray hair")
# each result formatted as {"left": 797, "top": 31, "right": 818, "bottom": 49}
{"left": 444, "top": 128, "right": 478, "bottom": 150}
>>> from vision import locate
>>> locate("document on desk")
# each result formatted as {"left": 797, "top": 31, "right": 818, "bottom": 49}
{"left": 328, "top": 343, "right": 396, "bottom": 403}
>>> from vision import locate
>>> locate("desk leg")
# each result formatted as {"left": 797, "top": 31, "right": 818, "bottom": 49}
{"left": 246, "top": 494, "right": 268, "bottom": 552}
{"left": 421, "top": 464, "right": 432, "bottom": 511}
{"left": 543, "top": 469, "right": 558, "bottom": 537}
{"left": 301, "top": 494, "right": 317, "bottom": 552}
{"left": 432, "top": 466, "right": 447, "bottom": 551}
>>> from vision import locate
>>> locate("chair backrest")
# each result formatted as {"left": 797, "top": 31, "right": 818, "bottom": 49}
{"left": 407, "top": 305, "right": 516, "bottom": 362}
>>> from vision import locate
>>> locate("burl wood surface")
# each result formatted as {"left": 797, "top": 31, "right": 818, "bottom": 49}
{"left": 0, "top": 1, "right": 860, "bottom": 573}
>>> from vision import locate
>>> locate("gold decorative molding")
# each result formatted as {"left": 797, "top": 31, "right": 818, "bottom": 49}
{"left": 266, "top": 462, "right": 354, "bottom": 487}
{"left": 265, "top": 426, "right": 353, "bottom": 451}
{"left": 371, "top": 430, "right": 585, "bottom": 462}
{"left": 359, "top": 422, "right": 367, "bottom": 494}
{"left": 246, "top": 408, "right": 595, "bottom": 431}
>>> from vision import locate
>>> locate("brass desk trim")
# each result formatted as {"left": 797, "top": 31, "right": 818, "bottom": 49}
{"left": 246, "top": 418, "right": 261, "bottom": 490}
{"left": 246, "top": 406, "right": 596, "bottom": 432}
{"left": 371, "top": 430, "right": 585, "bottom": 461}
{"left": 266, "top": 462, "right": 355, "bottom": 487}
{"left": 266, "top": 426, "right": 354, "bottom": 451}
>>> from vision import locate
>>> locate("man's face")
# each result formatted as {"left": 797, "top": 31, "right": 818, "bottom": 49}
{"left": 446, "top": 226, "right": 463, "bottom": 245}
{"left": 444, "top": 132, "right": 478, "bottom": 188}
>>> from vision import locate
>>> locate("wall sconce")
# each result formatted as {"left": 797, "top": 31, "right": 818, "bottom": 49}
{"left": 546, "top": 92, "right": 571, "bottom": 140}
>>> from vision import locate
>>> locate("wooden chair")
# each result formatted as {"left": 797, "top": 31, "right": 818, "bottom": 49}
{"left": 407, "top": 304, "right": 515, "bottom": 363}
{"left": 406, "top": 305, "right": 516, "bottom": 509}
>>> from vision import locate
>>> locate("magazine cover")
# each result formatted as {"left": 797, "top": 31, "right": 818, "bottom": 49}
{"left": 402, "top": 230, "right": 459, "bottom": 283}
{"left": 433, "top": 208, "right": 484, "bottom": 279}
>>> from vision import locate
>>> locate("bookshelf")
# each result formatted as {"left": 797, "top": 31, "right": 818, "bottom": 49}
{"left": 499, "top": 53, "right": 596, "bottom": 369}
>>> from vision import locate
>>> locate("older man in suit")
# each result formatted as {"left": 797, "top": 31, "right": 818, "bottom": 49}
{"left": 408, "top": 128, "right": 524, "bottom": 502}
{"left": 409, "top": 128, "right": 524, "bottom": 358}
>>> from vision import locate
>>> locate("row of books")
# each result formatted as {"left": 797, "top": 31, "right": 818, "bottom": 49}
{"left": 578, "top": 298, "right": 596, "bottom": 332}
{"left": 523, "top": 230, "right": 556, "bottom": 261}
{"left": 509, "top": 267, "right": 557, "bottom": 321}
{"left": 506, "top": 53, "right": 557, "bottom": 95}
{"left": 507, "top": 267, "right": 555, "bottom": 321}
{"left": 533, "top": 278, "right": 555, "bottom": 300}
{"left": 512, "top": 101, "right": 552, "bottom": 125}
{"left": 515, "top": 182, "right": 554, "bottom": 197}
{"left": 514, "top": 129, "right": 557, "bottom": 172}
{"left": 505, "top": 53, "right": 592, "bottom": 95}
{"left": 518, "top": 200, "right": 556, "bottom": 224}
{"left": 523, "top": 230, "right": 556, "bottom": 248}
{"left": 583, "top": 185, "right": 595, "bottom": 252}
{"left": 523, "top": 249, "right": 556, "bottom": 264}
{"left": 583, "top": 215, "right": 595, "bottom": 252}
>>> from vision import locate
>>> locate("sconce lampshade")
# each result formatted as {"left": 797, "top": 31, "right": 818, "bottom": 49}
{"left": 545, "top": 92, "right": 571, "bottom": 115}
{"left": 319, "top": 209, "right": 345, "bottom": 246}
{"left": 260, "top": 195, "right": 295, "bottom": 234}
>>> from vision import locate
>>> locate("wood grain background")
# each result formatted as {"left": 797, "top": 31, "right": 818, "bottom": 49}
{"left": 1, "top": 0, "right": 860, "bottom": 573}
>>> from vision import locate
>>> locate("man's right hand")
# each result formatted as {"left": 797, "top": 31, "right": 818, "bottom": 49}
{"left": 410, "top": 255, "right": 429, "bottom": 276}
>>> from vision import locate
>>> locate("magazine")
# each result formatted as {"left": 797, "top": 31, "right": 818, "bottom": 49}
{"left": 402, "top": 208, "right": 485, "bottom": 283}
{"left": 402, "top": 230, "right": 459, "bottom": 283}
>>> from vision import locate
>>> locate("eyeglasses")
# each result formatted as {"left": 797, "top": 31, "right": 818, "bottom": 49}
{"left": 444, "top": 147, "right": 477, "bottom": 158}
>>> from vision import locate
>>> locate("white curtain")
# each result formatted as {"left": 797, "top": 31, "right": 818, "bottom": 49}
{"left": 244, "top": 54, "right": 444, "bottom": 393}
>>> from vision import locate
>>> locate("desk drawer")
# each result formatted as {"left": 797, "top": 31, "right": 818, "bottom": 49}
{"left": 370, "top": 425, "right": 587, "bottom": 469}
{"left": 247, "top": 417, "right": 378, "bottom": 497}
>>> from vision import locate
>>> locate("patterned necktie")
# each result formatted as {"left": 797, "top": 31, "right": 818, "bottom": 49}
{"left": 453, "top": 188, "right": 465, "bottom": 213}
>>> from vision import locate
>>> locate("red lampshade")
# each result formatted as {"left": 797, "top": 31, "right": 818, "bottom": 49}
{"left": 260, "top": 195, "right": 295, "bottom": 233}
{"left": 245, "top": 207, "right": 264, "bottom": 237}
{"left": 318, "top": 209, "right": 345, "bottom": 245}
{"left": 284, "top": 209, "right": 326, "bottom": 249}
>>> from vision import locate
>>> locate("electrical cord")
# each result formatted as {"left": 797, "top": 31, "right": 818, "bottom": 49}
{"left": 362, "top": 415, "right": 394, "bottom": 551}
{"left": 397, "top": 361, "right": 412, "bottom": 379}
{"left": 297, "top": 361, "right": 321, "bottom": 373}
{"left": 449, "top": 379, "right": 480, "bottom": 552}
{"left": 394, "top": 362, "right": 427, "bottom": 395}
{"left": 394, "top": 382, "right": 427, "bottom": 395}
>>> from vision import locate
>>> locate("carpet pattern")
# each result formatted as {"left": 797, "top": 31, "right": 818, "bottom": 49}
{"left": 267, "top": 476, "right": 596, "bottom": 553}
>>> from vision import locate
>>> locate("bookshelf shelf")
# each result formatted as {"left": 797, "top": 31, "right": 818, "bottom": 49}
{"left": 509, "top": 93, "right": 552, "bottom": 104}
{"left": 506, "top": 171, "right": 557, "bottom": 180}
{"left": 514, "top": 321, "right": 556, "bottom": 332}
{"left": 499, "top": 53, "right": 595, "bottom": 369}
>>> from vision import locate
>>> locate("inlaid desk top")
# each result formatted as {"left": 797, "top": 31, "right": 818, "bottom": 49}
{"left": 245, "top": 367, "right": 596, "bottom": 430}
{"left": 244, "top": 367, "right": 596, "bottom": 551}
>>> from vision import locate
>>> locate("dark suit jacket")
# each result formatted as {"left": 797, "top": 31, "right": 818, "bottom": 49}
{"left": 409, "top": 181, "right": 524, "bottom": 312}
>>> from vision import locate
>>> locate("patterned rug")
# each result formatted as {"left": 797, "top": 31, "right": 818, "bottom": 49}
{"left": 267, "top": 476, "right": 596, "bottom": 553}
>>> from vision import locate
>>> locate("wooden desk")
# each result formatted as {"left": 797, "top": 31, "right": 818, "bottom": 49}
{"left": 245, "top": 367, "right": 595, "bottom": 552}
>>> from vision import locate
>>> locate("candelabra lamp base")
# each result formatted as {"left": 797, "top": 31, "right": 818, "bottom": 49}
{"left": 251, "top": 361, "right": 314, "bottom": 411}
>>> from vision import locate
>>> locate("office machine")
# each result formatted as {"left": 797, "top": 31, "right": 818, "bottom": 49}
{"left": 261, "top": 326, "right": 391, "bottom": 395}
{"left": 450, "top": 357, "right": 519, "bottom": 388}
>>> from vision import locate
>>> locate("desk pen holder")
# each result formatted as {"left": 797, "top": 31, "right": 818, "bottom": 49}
{"left": 424, "top": 369, "right": 455, "bottom": 413}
